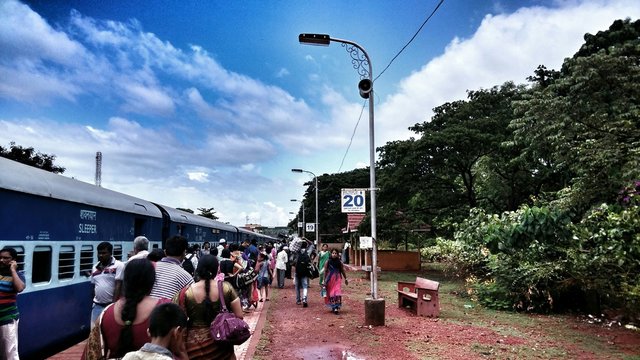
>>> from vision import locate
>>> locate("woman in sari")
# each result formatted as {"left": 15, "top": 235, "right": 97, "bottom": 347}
{"left": 83, "top": 259, "right": 178, "bottom": 359}
{"left": 322, "top": 248, "right": 348, "bottom": 314}
{"left": 173, "top": 255, "right": 243, "bottom": 360}
{"left": 317, "top": 244, "right": 330, "bottom": 296}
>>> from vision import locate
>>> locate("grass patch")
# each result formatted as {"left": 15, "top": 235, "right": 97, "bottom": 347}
{"left": 471, "top": 342, "right": 568, "bottom": 359}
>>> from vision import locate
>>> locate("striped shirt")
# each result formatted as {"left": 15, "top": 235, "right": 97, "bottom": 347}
{"left": 0, "top": 270, "right": 25, "bottom": 325}
{"left": 150, "top": 257, "right": 194, "bottom": 300}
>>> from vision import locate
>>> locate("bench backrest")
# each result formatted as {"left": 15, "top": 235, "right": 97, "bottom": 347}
{"left": 415, "top": 277, "right": 439, "bottom": 291}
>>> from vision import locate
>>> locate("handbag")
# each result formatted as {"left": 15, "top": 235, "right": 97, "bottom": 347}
{"left": 307, "top": 262, "right": 320, "bottom": 279}
{"left": 210, "top": 280, "right": 251, "bottom": 345}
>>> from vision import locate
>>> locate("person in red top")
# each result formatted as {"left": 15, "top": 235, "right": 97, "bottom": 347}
{"left": 82, "top": 259, "right": 180, "bottom": 359}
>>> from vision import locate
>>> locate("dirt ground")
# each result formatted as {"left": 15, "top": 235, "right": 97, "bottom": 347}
{"left": 252, "top": 270, "right": 640, "bottom": 360}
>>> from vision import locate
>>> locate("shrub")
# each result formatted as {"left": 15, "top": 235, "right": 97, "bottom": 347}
{"left": 571, "top": 202, "right": 640, "bottom": 317}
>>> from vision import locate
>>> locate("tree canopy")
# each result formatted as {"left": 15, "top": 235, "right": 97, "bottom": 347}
{"left": 0, "top": 142, "right": 65, "bottom": 173}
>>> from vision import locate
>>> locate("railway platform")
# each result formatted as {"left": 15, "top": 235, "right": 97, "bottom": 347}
{"left": 47, "top": 298, "right": 269, "bottom": 359}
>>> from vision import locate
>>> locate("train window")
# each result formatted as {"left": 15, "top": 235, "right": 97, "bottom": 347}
{"left": 33, "top": 246, "right": 52, "bottom": 283}
{"left": 113, "top": 244, "right": 123, "bottom": 261}
{"left": 80, "top": 245, "right": 94, "bottom": 277}
{"left": 58, "top": 245, "right": 75, "bottom": 280}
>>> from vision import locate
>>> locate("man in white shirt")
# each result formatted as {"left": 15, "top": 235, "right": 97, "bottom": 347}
{"left": 217, "top": 239, "right": 227, "bottom": 256}
{"left": 275, "top": 246, "right": 288, "bottom": 288}
{"left": 90, "top": 242, "right": 125, "bottom": 327}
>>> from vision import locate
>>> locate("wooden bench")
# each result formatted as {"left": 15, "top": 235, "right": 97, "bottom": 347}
{"left": 397, "top": 277, "right": 440, "bottom": 317}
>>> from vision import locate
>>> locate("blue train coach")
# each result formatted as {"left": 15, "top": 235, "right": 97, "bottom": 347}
{"left": 0, "top": 157, "right": 164, "bottom": 359}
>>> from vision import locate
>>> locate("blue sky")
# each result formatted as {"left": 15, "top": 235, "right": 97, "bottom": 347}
{"left": 1, "top": 0, "right": 639, "bottom": 227}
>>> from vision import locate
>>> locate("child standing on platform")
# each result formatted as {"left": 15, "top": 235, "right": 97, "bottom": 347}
{"left": 255, "top": 252, "right": 273, "bottom": 302}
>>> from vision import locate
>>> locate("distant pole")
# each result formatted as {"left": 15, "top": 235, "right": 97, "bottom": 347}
{"left": 291, "top": 168, "right": 320, "bottom": 250}
{"left": 291, "top": 199, "right": 305, "bottom": 238}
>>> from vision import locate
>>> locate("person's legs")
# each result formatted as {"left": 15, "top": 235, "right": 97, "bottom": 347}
{"left": 277, "top": 269, "right": 285, "bottom": 288}
{"left": 302, "top": 276, "right": 309, "bottom": 307}
{"left": 91, "top": 303, "right": 106, "bottom": 328}
{"left": 258, "top": 281, "right": 264, "bottom": 301}
{"left": 0, "top": 320, "right": 19, "bottom": 360}
{"left": 265, "top": 284, "right": 270, "bottom": 300}
{"left": 294, "top": 276, "right": 301, "bottom": 304}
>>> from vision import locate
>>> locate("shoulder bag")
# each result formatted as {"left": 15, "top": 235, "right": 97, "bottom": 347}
{"left": 210, "top": 280, "right": 251, "bottom": 345}
{"left": 307, "top": 262, "right": 320, "bottom": 279}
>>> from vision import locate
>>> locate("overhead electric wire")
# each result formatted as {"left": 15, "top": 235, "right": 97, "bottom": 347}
{"left": 338, "top": 100, "right": 368, "bottom": 173}
{"left": 375, "top": 0, "right": 444, "bottom": 82}
{"left": 338, "top": 0, "right": 445, "bottom": 172}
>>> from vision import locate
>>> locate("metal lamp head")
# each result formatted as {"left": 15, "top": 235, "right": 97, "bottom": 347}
{"left": 299, "top": 33, "right": 331, "bottom": 46}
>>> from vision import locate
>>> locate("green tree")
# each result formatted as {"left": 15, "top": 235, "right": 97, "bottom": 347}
{"left": 513, "top": 19, "right": 640, "bottom": 213}
{"left": 198, "top": 207, "right": 219, "bottom": 220}
{"left": 0, "top": 142, "right": 65, "bottom": 173}
{"left": 295, "top": 168, "right": 369, "bottom": 242}
{"left": 407, "top": 83, "right": 525, "bottom": 235}
{"left": 376, "top": 139, "right": 431, "bottom": 247}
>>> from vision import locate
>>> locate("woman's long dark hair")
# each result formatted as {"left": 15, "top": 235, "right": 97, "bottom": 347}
{"left": 328, "top": 249, "right": 344, "bottom": 274}
{"left": 116, "top": 258, "right": 155, "bottom": 356}
{"left": 196, "top": 255, "right": 220, "bottom": 322}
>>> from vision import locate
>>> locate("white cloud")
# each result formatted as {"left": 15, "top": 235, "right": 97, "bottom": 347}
{"left": 119, "top": 81, "right": 176, "bottom": 117}
{"left": 0, "top": 1, "right": 88, "bottom": 65}
{"left": 276, "top": 68, "right": 290, "bottom": 78}
{"left": 187, "top": 171, "right": 209, "bottom": 183}
{"left": 375, "top": 0, "right": 640, "bottom": 146}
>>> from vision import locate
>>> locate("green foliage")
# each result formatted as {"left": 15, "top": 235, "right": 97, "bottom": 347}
{"left": 0, "top": 141, "right": 65, "bottom": 173}
{"left": 513, "top": 18, "right": 640, "bottom": 214}
{"left": 197, "top": 207, "right": 218, "bottom": 220}
{"left": 571, "top": 200, "right": 640, "bottom": 315}
{"left": 470, "top": 279, "right": 514, "bottom": 311}
{"left": 452, "top": 205, "right": 575, "bottom": 312}
{"left": 296, "top": 168, "right": 369, "bottom": 240}
{"left": 432, "top": 195, "right": 640, "bottom": 317}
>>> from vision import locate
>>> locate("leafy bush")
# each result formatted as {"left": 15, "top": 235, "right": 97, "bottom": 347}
{"left": 453, "top": 205, "right": 576, "bottom": 311}
{"left": 429, "top": 184, "right": 640, "bottom": 318}
{"left": 571, "top": 202, "right": 640, "bottom": 316}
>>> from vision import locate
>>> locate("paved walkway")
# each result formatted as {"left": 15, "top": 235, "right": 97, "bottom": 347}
{"left": 48, "top": 299, "right": 269, "bottom": 359}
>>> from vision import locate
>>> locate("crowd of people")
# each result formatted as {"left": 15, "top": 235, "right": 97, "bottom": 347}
{"left": 0, "top": 233, "right": 351, "bottom": 359}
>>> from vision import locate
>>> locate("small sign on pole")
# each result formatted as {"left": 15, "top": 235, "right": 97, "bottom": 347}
{"left": 306, "top": 223, "right": 315, "bottom": 232}
{"left": 297, "top": 222, "right": 303, "bottom": 228}
{"left": 360, "top": 236, "right": 373, "bottom": 249}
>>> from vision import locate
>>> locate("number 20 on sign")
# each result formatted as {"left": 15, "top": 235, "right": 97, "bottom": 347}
{"left": 341, "top": 189, "right": 366, "bottom": 213}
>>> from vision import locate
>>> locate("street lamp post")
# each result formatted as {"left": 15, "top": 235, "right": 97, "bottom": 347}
{"left": 292, "top": 168, "right": 319, "bottom": 250}
{"left": 290, "top": 199, "right": 305, "bottom": 238}
{"left": 299, "top": 33, "right": 383, "bottom": 325}
{"left": 289, "top": 211, "right": 298, "bottom": 236}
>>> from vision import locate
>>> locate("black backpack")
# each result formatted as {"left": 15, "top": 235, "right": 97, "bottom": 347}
{"left": 182, "top": 254, "right": 195, "bottom": 275}
{"left": 295, "top": 251, "right": 310, "bottom": 277}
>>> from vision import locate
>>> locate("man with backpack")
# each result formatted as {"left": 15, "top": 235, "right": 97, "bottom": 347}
{"left": 294, "top": 241, "right": 311, "bottom": 307}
